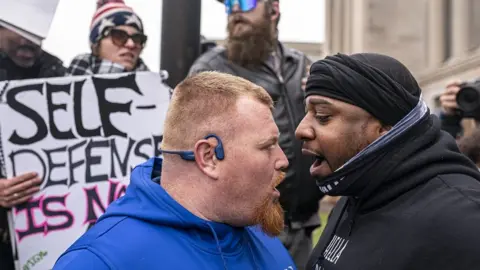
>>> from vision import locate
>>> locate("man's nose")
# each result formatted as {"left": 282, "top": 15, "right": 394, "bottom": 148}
{"left": 18, "top": 37, "right": 33, "bottom": 46}
{"left": 231, "top": 3, "right": 241, "bottom": 13}
{"left": 276, "top": 148, "right": 289, "bottom": 171}
{"left": 124, "top": 38, "right": 136, "bottom": 49}
{"left": 295, "top": 117, "right": 314, "bottom": 141}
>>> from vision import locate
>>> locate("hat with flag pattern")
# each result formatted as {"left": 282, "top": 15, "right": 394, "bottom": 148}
{"left": 89, "top": 0, "right": 144, "bottom": 46}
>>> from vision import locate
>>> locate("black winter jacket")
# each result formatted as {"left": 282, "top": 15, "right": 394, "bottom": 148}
{"left": 189, "top": 43, "right": 324, "bottom": 225}
{"left": 309, "top": 115, "right": 480, "bottom": 270}
{"left": 0, "top": 51, "right": 66, "bottom": 82}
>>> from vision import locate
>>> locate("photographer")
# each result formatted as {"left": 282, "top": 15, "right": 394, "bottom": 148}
{"left": 439, "top": 80, "right": 480, "bottom": 138}
{"left": 458, "top": 127, "right": 480, "bottom": 168}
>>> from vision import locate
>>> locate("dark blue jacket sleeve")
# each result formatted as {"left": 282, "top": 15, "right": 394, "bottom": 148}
{"left": 53, "top": 249, "right": 110, "bottom": 270}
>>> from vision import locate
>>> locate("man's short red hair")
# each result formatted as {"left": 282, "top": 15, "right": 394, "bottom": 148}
{"left": 161, "top": 71, "right": 273, "bottom": 150}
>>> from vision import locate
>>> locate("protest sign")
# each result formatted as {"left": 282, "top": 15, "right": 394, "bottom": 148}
{"left": 0, "top": 71, "right": 171, "bottom": 270}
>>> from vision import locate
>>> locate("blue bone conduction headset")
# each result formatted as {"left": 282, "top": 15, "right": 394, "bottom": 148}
{"left": 160, "top": 134, "right": 225, "bottom": 161}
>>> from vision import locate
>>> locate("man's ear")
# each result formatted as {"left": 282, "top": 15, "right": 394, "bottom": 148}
{"left": 379, "top": 125, "right": 392, "bottom": 136}
{"left": 194, "top": 139, "right": 220, "bottom": 179}
{"left": 368, "top": 117, "right": 391, "bottom": 139}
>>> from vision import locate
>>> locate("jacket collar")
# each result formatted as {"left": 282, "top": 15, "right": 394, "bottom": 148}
{"left": 277, "top": 41, "right": 296, "bottom": 62}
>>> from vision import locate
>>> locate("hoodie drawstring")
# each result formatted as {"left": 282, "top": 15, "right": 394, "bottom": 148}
{"left": 206, "top": 224, "right": 262, "bottom": 270}
{"left": 207, "top": 223, "right": 229, "bottom": 270}
{"left": 245, "top": 233, "right": 261, "bottom": 270}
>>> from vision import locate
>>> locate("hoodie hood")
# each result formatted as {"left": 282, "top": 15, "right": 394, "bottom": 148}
{"left": 308, "top": 114, "right": 480, "bottom": 270}
{"left": 330, "top": 114, "right": 480, "bottom": 237}
{"left": 355, "top": 115, "right": 480, "bottom": 212}
{"left": 98, "top": 157, "right": 245, "bottom": 255}
{"left": 55, "top": 158, "right": 297, "bottom": 270}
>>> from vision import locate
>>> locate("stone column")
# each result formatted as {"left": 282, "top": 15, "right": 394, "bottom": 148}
{"left": 342, "top": 0, "right": 353, "bottom": 53}
{"left": 351, "top": 0, "right": 366, "bottom": 53}
{"left": 427, "top": 0, "right": 445, "bottom": 68}
{"left": 451, "top": 0, "right": 469, "bottom": 59}
{"left": 331, "top": 0, "right": 344, "bottom": 54}
{"left": 325, "top": 0, "right": 333, "bottom": 55}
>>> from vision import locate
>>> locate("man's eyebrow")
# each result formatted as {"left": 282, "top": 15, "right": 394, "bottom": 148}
{"left": 309, "top": 98, "right": 333, "bottom": 106}
{"left": 258, "top": 135, "right": 279, "bottom": 146}
{"left": 305, "top": 98, "right": 334, "bottom": 112}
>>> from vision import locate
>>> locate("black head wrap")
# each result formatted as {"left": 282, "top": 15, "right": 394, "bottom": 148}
{"left": 305, "top": 53, "right": 421, "bottom": 126}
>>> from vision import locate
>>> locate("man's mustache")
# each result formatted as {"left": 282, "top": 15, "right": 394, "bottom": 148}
{"left": 15, "top": 44, "right": 38, "bottom": 53}
{"left": 274, "top": 171, "right": 286, "bottom": 188}
{"left": 229, "top": 14, "right": 251, "bottom": 26}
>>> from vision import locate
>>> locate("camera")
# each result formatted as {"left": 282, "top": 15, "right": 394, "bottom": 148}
{"left": 456, "top": 80, "right": 480, "bottom": 119}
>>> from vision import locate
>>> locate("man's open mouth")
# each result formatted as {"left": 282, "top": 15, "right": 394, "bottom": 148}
{"left": 302, "top": 148, "right": 329, "bottom": 175}
{"left": 312, "top": 154, "right": 326, "bottom": 167}
{"left": 302, "top": 148, "right": 323, "bottom": 160}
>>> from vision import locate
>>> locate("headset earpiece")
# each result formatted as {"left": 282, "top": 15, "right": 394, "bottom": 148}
{"left": 205, "top": 134, "right": 225, "bottom": 160}
{"left": 160, "top": 134, "right": 225, "bottom": 161}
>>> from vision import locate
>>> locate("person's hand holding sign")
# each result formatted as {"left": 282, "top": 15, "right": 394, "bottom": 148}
{"left": 0, "top": 172, "right": 41, "bottom": 208}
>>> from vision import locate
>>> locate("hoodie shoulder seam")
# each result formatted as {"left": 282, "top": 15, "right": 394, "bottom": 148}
{"left": 96, "top": 216, "right": 130, "bottom": 238}
{"left": 59, "top": 246, "right": 114, "bottom": 269}
{"left": 61, "top": 217, "right": 129, "bottom": 269}
{"left": 64, "top": 218, "right": 129, "bottom": 256}
{"left": 85, "top": 246, "right": 115, "bottom": 269}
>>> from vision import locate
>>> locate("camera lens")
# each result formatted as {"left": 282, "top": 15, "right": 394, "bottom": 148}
{"left": 457, "top": 86, "right": 480, "bottom": 113}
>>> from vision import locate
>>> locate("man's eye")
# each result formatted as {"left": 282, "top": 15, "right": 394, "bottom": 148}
{"left": 315, "top": 115, "right": 331, "bottom": 123}
{"left": 264, "top": 143, "right": 277, "bottom": 150}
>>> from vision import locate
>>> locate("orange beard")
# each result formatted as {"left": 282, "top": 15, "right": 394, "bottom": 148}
{"left": 252, "top": 172, "right": 286, "bottom": 237}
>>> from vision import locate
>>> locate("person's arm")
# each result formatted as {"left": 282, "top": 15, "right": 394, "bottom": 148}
{"left": 53, "top": 249, "right": 110, "bottom": 270}
{"left": 439, "top": 80, "right": 463, "bottom": 138}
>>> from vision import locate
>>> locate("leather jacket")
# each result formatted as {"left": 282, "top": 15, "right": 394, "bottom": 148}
{"left": 189, "top": 43, "right": 324, "bottom": 225}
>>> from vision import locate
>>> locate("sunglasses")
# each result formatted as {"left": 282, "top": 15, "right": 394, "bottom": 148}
{"left": 224, "top": 0, "right": 258, "bottom": 15}
{"left": 103, "top": 28, "right": 148, "bottom": 48}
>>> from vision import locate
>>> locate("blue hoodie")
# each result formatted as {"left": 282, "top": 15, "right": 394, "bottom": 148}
{"left": 53, "top": 158, "right": 296, "bottom": 270}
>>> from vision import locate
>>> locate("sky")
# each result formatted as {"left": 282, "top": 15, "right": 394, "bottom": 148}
{"left": 42, "top": 0, "right": 325, "bottom": 72}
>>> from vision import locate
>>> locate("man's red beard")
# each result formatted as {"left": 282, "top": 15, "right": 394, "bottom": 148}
{"left": 252, "top": 172, "right": 285, "bottom": 237}
{"left": 226, "top": 13, "right": 275, "bottom": 68}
